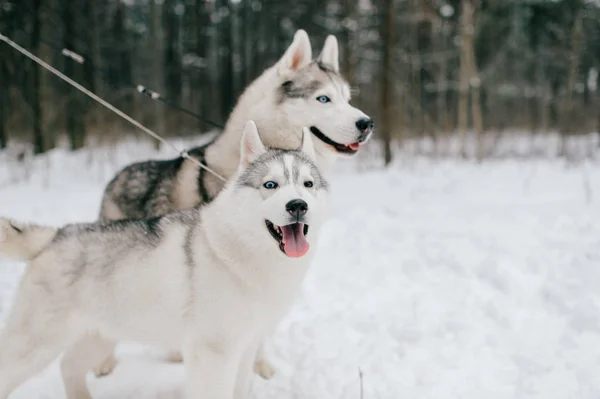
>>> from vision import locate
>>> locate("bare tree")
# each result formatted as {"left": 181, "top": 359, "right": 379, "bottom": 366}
{"left": 63, "top": 1, "right": 86, "bottom": 149}
{"left": 241, "top": 0, "right": 254, "bottom": 88}
{"left": 341, "top": 0, "right": 358, "bottom": 85}
{"left": 380, "top": 0, "right": 395, "bottom": 165}
{"left": 110, "top": 0, "right": 133, "bottom": 116}
{"left": 597, "top": 85, "right": 600, "bottom": 147}
{"left": 219, "top": 0, "right": 235, "bottom": 121}
{"left": 0, "top": 3, "right": 7, "bottom": 149}
{"left": 83, "top": 0, "right": 101, "bottom": 127}
{"left": 467, "top": 14, "right": 484, "bottom": 161}
{"left": 458, "top": 0, "right": 482, "bottom": 159}
{"left": 149, "top": 0, "right": 165, "bottom": 148}
{"left": 559, "top": 1, "right": 584, "bottom": 157}
{"left": 164, "top": 0, "right": 182, "bottom": 103}
{"left": 31, "top": 0, "right": 44, "bottom": 154}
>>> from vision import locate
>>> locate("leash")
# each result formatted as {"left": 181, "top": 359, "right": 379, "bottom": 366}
{"left": 0, "top": 32, "right": 226, "bottom": 182}
{"left": 10, "top": 26, "right": 225, "bottom": 130}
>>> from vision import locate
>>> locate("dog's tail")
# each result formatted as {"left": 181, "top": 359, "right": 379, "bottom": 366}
{"left": 0, "top": 218, "right": 58, "bottom": 261}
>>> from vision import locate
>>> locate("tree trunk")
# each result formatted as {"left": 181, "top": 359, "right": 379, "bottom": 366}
{"left": 150, "top": 0, "right": 165, "bottom": 147}
{"left": 597, "top": 87, "right": 600, "bottom": 147}
{"left": 164, "top": 0, "right": 182, "bottom": 104}
{"left": 0, "top": 4, "right": 7, "bottom": 149}
{"left": 219, "top": 0, "right": 235, "bottom": 122}
{"left": 64, "top": 0, "right": 86, "bottom": 150}
{"left": 436, "top": 21, "right": 451, "bottom": 154}
{"left": 458, "top": 0, "right": 475, "bottom": 159}
{"left": 242, "top": 0, "right": 254, "bottom": 88}
{"left": 559, "top": 3, "right": 583, "bottom": 158}
{"left": 83, "top": 0, "right": 100, "bottom": 129}
{"left": 467, "top": 28, "right": 484, "bottom": 160}
{"left": 113, "top": 1, "right": 133, "bottom": 120}
{"left": 31, "top": 0, "right": 44, "bottom": 154}
{"left": 380, "top": 0, "right": 395, "bottom": 165}
{"left": 341, "top": 0, "right": 357, "bottom": 85}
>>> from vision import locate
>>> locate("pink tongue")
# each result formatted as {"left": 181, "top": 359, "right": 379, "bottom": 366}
{"left": 349, "top": 143, "right": 360, "bottom": 151}
{"left": 280, "top": 223, "right": 309, "bottom": 258}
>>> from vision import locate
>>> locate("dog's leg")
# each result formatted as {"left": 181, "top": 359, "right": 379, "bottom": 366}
{"left": 253, "top": 340, "right": 275, "bottom": 380}
{"left": 61, "top": 333, "right": 117, "bottom": 399}
{"left": 92, "top": 346, "right": 118, "bottom": 377}
{"left": 183, "top": 340, "right": 241, "bottom": 399}
{"left": 0, "top": 274, "right": 75, "bottom": 398}
{"left": 234, "top": 341, "right": 260, "bottom": 399}
{"left": 0, "top": 323, "right": 69, "bottom": 398}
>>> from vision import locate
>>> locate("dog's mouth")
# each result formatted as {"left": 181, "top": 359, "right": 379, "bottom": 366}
{"left": 309, "top": 127, "right": 362, "bottom": 155}
{"left": 265, "top": 220, "right": 310, "bottom": 258}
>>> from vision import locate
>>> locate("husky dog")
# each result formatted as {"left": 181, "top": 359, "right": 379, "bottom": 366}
{"left": 99, "top": 29, "right": 372, "bottom": 221}
{"left": 95, "top": 29, "right": 372, "bottom": 378}
{"left": 0, "top": 121, "right": 328, "bottom": 399}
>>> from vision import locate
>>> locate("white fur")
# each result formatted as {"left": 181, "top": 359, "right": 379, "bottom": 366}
{"left": 0, "top": 123, "right": 329, "bottom": 399}
{"left": 277, "top": 29, "right": 312, "bottom": 75}
{"left": 0, "top": 220, "right": 57, "bottom": 261}
{"left": 318, "top": 35, "right": 340, "bottom": 72}
{"left": 204, "top": 30, "right": 372, "bottom": 190}
{"left": 239, "top": 120, "right": 266, "bottom": 169}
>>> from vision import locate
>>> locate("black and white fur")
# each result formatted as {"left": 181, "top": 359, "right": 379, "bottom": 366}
{"left": 0, "top": 121, "right": 328, "bottom": 399}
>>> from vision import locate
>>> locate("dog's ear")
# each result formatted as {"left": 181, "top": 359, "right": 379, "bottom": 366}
{"left": 300, "top": 127, "right": 316, "bottom": 161}
{"left": 317, "top": 35, "right": 339, "bottom": 73}
{"left": 277, "top": 29, "right": 312, "bottom": 76}
{"left": 240, "top": 120, "right": 266, "bottom": 169}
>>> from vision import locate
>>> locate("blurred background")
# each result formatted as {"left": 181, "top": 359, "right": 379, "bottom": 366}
{"left": 0, "top": 0, "right": 599, "bottom": 163}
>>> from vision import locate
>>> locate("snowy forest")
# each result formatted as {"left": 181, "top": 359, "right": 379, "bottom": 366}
{"left": 2, "top": 2, "right": 600, "bottom": 398}
{"left": 0, "top": 0, "right": 600, "bottom": 162}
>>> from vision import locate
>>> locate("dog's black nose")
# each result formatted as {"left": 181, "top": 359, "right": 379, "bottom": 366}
{"left": 286, "top": 199, "right": 308, "bottom": 220}
{"left": 356, "top": 118, "right": 374, "bottom": 134}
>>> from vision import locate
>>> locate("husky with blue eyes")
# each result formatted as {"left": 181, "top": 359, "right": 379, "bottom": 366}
{"left": 93, "top": 29, "right": 373, "bottom": 379}
{"left": 0, "top": 122, "right": 330, "bottom": 399}
{"left": 99, "top": 29, "right": 372, "bottom": 221}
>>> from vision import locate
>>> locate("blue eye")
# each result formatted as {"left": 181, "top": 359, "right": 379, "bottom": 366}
{"left": 263, "top": 181, "right": 278, "bottom": 189}
{"left": 316, "top": 95, "right": 331, "bottom": 103}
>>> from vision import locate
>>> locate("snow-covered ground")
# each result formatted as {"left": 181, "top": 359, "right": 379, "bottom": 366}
{"left": 1, "top": 140, "right": 600, "bottom": 399}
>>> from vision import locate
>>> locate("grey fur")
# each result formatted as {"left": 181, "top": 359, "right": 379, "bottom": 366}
{"left": 52, "top": 210, "right": 201, "bottom": 286}
{"left": 99, "top": 146, "right": 209, "bottom": 221}
{"left": 184, "top": 223, "right": 197, "bottom": 271}
{"left": 278, "top": 79, "right": 322, "bottom": 102}
{"left": 276, "top": 61, "right": 348, "bottom": 104}
{"left": 236, "top": 149, "right": 328, "bottom": 191}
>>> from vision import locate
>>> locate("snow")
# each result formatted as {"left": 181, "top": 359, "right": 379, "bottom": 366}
{"left": 1, "top": 142, "right": 600, "bottom": 399}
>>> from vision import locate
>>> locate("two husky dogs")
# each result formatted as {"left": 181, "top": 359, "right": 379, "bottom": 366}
{"left": 0, "top": 29, "right": 372, "bottom": 398}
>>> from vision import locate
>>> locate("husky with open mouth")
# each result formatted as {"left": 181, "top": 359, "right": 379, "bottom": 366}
{"left": 0, "top": 121, "right": 328, "bottom": 399}
{"left": 99, "top": 29, "right": 371, "bottom": 223}
{"left": 95, "top": 29, "right": 372, "bottom": 378}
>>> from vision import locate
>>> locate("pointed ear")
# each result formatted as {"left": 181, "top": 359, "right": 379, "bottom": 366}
{"left": 299, "top": 127, "right": 316, "bottom": 161}
{"left": 240, "top": 121, "right": 266, "bottom": 169}
{"left": 277, "top": 29, "right": 312, "bottom": 76}
{"left": 317, "top": 35, "right": 339, "bottom": 73}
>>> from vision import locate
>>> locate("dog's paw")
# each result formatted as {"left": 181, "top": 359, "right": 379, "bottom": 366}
{"left": 254, "top": 359, "right": 276, "bottom": 380}
{"left": 93, "top": 354, "right": 118, "bottom": 378}
{"left": 167, "top": 350, "right": 184, "bottom": 363}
